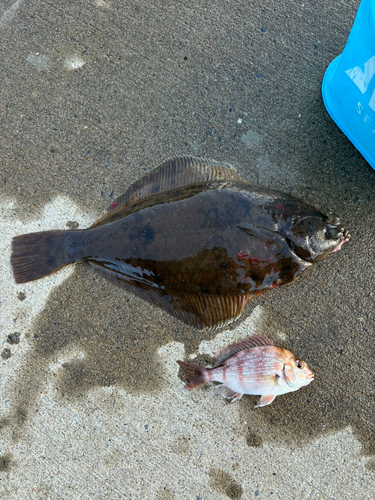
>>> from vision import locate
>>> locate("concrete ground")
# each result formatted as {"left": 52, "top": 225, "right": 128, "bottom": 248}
{"left": 1, "top": 0, "right": 374, "bottom": 498}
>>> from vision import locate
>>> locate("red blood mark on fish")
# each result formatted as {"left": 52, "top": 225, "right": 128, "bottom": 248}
{"left": 275, "top": 203, "right": 285, "bottom": 211}
{"left": 237, "top": 253, "right": 265, "bottom": 263}
{"left": 110, "top": 202, "right": 118, "bottom": 210}
{"left": 249, "top": 257, "right": 261, "bottom": 263}
{"left": 237, "top": 252, "right": 248, "bottom": 260}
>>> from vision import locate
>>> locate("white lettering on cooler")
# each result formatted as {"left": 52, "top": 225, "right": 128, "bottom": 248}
{"left": 355, "top": 102, "right": 375, "bottom": 133}
{"left": 345, "top": 55, "right": 375, "bottom": 94}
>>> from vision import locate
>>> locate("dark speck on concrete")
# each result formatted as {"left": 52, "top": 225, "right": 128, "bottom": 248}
{"left": 246, "top": 429, "right": 262, "bottom": 447}
{"left": 7, "top": 332, "right": 20, "bottom": 345}
{"left": 255, "top": 491, "right": 259, "bottom": 497}
{"left": 1, "top": 348, "right": 11, "bottom": 360}
{"left": 34, "top": 334, "right": 38, "bottom": 339}
{"left": 17, "top": 292, "right": 26, "bottom": 301}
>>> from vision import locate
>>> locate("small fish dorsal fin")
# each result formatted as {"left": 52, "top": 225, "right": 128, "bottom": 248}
{"left": 213, "top": 334, "right": 274, "bottom": 366}
{"left": 91, "top": 156, "right": 242, "bottom": 228}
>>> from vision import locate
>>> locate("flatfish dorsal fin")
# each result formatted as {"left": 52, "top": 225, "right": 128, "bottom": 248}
{"left": 88, "top": 261, "right": 255, "bottom": 330}
{"left": 213, "top": 334, "right": 274, "bottom": 366}
{"left": 90, "top": 156, "right": 242, "bottom": 228}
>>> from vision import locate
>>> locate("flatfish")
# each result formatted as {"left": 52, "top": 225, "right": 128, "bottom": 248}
{"left": 11, "top": 156, "right": 349, "bottom": 329}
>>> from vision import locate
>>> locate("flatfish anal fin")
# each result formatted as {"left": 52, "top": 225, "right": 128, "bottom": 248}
{"left": 215, "top": 385, "right": 243, "bottom": 402}
{"left": 88, "top": 261, "right": 254, "bottom": 330}
{"left": 91, "top": 156, "right": 242, "bottom": 228}
{"left": 213, "top": 334, "right": 274, "bottom": 366}
{"left": 255, "top": 394, "right": 276, "bottom": 408}
{"left": 237, "top": 224, "right": 286, "bottom": 247}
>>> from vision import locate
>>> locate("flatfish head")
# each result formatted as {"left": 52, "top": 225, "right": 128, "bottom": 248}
{"left": 281, "top": 212, "right": 349, "bottom": 263}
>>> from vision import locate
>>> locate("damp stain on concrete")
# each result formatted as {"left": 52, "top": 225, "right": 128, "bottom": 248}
{"left": 26, "top": 54, "right": 51, "bottom": 72}
{"left": 0, "top": 453, "right": 14, "bottom": 472}
{"left": 240, "top": 129, "right": 263, "bottom": 150}
{"left": 246, "top": 429, "right": 263, "bottom": 448}
{"left": 0, "top": 262, "right": 209, "bottom": 440}
{"left": 156, "top": 486, "right": 176, "bottom": 500}
{"left": 2, "top": 252, "right": 375, "bottom": 473}
{"left": 1, "top": 348, "right": 12, "bottom": 360}
{"left": 0, "top": 0, "right": 23, "bottom": 28}
{"left": 237, "top": 273, "right": 375, "bottom": 471}
{"left": 209, "top": 469, "right": 243, "bottom": 500}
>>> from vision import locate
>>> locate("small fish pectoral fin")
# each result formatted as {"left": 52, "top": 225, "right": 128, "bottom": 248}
{"left": 237, "top": 223, "right": 286, "bottom": 248}
{"left": 213, "top": 334, "right": 274, "bottom": 366}
{"left": 91, "top": 156, "right": 242, "bottom": 228}
{"left": 255, "top": 395, "right": 276, "bottom": 408}
{"left": 215, "top": 385, "right": 243, "bottom": 402}
{"left": 89, "top": 261, "right": 253, "bottom": 330}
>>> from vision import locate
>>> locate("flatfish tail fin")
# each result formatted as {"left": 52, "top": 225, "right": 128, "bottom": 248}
{"left": 176, "top": 361, "right": 209, "bottom": 390}
{"left": 88, "top": 261, "right": 256, "bottom": 330}
{"left": 90, "top": 155, "right": 242, "bottom": 228}
{"left": 11, "top": 230, "right": 68, "bottom": 284}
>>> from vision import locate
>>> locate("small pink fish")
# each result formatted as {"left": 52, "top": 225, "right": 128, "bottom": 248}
{"left": 177, "top": 334, "right": 314, "bottom": 407}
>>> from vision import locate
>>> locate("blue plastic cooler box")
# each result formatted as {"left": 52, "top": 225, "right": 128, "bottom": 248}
{"left": 322, "top": 0, "right": 375, "bottom": 169}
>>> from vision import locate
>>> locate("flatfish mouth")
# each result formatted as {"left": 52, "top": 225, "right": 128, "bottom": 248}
{"left": 10, "top": 155, "right": 349, "bottom": 329}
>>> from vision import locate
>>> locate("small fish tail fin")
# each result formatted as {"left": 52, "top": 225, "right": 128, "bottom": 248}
{"left": 177, "top": 360, "right": 210, "bottom": 390}
{"left": 11, "top": 230, "right": 69, "bottom": 284}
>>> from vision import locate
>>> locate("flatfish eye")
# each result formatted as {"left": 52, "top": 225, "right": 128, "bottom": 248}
{"left": 324, "top": 223, "right": 344, "bottom": 240}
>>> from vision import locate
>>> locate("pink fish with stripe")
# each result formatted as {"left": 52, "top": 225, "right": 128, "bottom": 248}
{"left": 177, "top": 334, "right": 314, "bottom": 407}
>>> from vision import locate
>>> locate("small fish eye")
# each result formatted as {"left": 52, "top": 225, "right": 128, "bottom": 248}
{"left": 295, "top": 360, "right": 303, "bottom": 369}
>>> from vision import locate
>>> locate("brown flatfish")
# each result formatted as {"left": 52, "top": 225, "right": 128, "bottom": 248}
{"left": 11, "top": 156, "right": 349, "bottom": 329}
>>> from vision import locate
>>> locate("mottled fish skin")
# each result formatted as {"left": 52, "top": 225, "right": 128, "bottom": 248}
{"left": 65, "top": 185, "right": 313, "bottom": 295}
{"left": 11, "top": 156, "right": 349, "bottom": 330}
{"left": 177, "top": 334, "right": 314, "bottom": 407}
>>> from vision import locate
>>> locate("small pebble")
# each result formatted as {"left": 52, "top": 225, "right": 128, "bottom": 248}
{"left": 66, "top": 221, "right": 79, "bottom": 230}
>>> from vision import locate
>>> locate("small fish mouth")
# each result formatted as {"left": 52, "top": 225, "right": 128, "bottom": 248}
{"left": 306, "top": 372, "right": 314, "bottom": 380}
{"left": 332, "top": 229, "right": 350, "bottom": 253}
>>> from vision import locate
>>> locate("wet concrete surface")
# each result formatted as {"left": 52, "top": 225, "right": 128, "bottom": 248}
{"left": 1, "top": 0, "right": 374, "bottom": 498}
